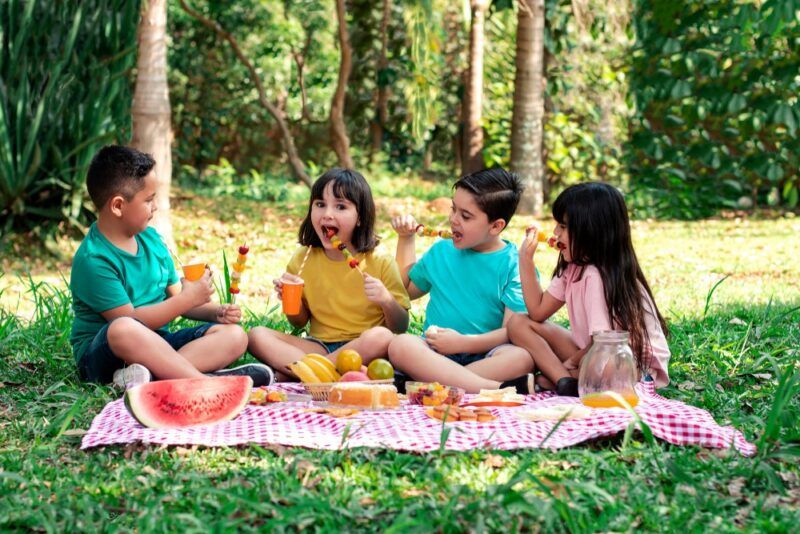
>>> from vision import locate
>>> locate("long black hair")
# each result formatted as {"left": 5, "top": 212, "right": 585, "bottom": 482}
{"left": 552, "top": 182, "right": 668, "bottom": 372}
{"left": 298, "top": 168, "right": 378, "bottom": 253}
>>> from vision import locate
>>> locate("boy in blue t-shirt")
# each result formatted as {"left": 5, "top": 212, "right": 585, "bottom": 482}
{"left": 389, "top": 168, "right": 534, "bottom": 394}
{"left": 70, "top": 145, "right": 273, "bottom": 388}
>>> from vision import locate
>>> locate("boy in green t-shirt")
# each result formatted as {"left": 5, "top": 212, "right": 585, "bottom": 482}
{"left": 70, "top": 145, "right": 273, "bottom": 388}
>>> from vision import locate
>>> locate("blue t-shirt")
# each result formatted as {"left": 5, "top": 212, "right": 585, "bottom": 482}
{"left": 69, "top": 224, "right": 179, "bottom": 363}
{"left": 409, "top": 239, "right": 526, "bottom": 335}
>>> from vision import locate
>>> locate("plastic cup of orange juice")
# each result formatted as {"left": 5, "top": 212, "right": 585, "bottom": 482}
{"left": 182, "top": 262, "right": 206, "bottom": 282}
{"left": 282, "top": 280, "right": 304, "bottom": 315}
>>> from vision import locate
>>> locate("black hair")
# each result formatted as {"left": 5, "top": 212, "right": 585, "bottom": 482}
{"left": 551, "top": 182, "right": 669, "bottom": 373}
{"left": 86, "top": 145, "right": 155, "bottom": 209}
{"left": 453, "top": 167, "right": 523, "bottom": 227}
{"left": 298, "top": 168, "right": 378, "bottom": 252}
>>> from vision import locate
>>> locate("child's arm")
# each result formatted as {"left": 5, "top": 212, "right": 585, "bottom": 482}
{"left": 171, "top": 289, "right": 242, "bottom": 324}
{"left": 362, "top": 272, "right": 409, "bottom": 333}
{"left": 424, "top": 308, "right": 516, "bottom": 355}
{"left": 100, "top": 270, "right": 215, "bottom": 329}
{"left": 391, "top": 215, "right": 418, "bottom": 289}
{"left": 519, "top": 227, "right": 563, "bottom": 321}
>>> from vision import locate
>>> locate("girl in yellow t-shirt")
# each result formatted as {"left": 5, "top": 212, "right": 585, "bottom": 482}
{"left": 248, "top": 168, "right": 410, "bottom": 381}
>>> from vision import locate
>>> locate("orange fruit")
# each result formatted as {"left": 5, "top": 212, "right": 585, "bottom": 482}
{"left": 367, "top": 359, "right": 394, "bottom": 380}
{"left": 336, "top": 349, "right": 362, "bottom": 374}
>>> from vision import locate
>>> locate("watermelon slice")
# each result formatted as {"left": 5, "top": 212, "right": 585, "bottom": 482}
{"left": 125, "top": 376, "right": 252, "bottom": 428}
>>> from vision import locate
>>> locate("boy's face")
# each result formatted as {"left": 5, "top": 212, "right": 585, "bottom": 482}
{"left": 116, "top": 170, "right": 158, "bottom": 235}
{"left": 311, "top": 181, "right": 359, "bottom": 251}
{"left": 449, "top": 187, "right": 506, "bottom": 251}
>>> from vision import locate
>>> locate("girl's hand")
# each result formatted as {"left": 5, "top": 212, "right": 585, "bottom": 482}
{"left": 424, "top": 327, "right": 464, "bottom": 355}
{"left": 519, "top": 225, "right": 541, "bottom": 262}
{"left": 391, "top": 214, "right": 418, "bottom": 238}
{"left": 362, "top": 273, "right": 393, "bottom": 306}
{"left": 216, "top": 304, "right": 242, "bottom": 324}
{"left": 273, "top": 272, "right": 303, "bottom": 301}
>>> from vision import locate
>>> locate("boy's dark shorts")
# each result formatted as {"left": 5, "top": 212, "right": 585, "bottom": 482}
{"left": 77, "top": 318, "right": 215, "bottom": 384}
{"left": 443, "top": 344, "right": 509, "bottom": 366}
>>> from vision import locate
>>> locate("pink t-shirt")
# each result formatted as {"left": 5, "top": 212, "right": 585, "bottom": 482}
{"left": 547, "top": 263, "right": 671, "bottom": 387}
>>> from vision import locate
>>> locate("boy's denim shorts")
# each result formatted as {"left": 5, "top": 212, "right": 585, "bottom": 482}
{"left": 305, "top": 336, "right": 350, "bottom": 354}
{"left": 77, "top": 318, "right": 214, "bottom": 384}
{"left": 443, "top": 343, "right": 509, "bottom": 366}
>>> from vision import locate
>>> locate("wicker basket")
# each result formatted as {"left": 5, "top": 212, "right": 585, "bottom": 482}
{"left": 303, "top": 379, "right": 394, "bottom": 401}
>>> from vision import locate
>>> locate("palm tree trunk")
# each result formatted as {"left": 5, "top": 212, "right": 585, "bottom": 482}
{"left": 510, "top": 0, "right": 546, "bottom": 215}
{"left": 131, "top": 0, "right": 173, "bottom": 243}
{"left": 461, "top": 0, "right": 490, "bottom": 176}
{"left": 370, "top": 0, "right": 392, "bottom": 153}
{"left": 331, "top": 0, "right": 354, "bottom": 169}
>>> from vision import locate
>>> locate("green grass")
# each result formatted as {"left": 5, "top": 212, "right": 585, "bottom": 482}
{"left": 1, "top": 192, "right": 799, "bottom": 531}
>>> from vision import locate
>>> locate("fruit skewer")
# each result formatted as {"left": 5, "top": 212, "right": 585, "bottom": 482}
{"left": 324, "top": 228, "right": 365, "bottom": 272}
{"left": 414, "top": 224, "right": 453, "bottom": 239}
{"left": 228, "top": 244, "right": 249, "bottom": 303}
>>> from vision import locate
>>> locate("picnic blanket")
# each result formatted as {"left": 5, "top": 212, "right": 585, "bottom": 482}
{"left": 80, "top": 381, "right": 757, "bottom": 456}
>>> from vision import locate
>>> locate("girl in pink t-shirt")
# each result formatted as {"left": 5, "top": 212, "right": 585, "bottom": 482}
{"left": 507, "top": 182, "right": 670, "bottom": 396}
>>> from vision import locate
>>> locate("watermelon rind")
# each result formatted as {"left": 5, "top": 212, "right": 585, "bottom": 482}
{"left": 124, "top": 376, "right": 253, "bottom": 428}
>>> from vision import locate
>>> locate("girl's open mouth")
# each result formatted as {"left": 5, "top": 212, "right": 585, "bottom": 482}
{"left": 321, "top": 225, "right": 339, "bottom": 239}
{"left": 451, "top": 230, "right": 463, "bottom": 242}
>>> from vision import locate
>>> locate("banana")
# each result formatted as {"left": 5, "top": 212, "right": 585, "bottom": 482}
{"left": 303, "top": 357, "right": 337, "bottom": 383}
{"left": 288, "top": 360, "right": 321, "bottom": 384}
{"left": 303, "top": 353, "right": 341, "bottom": 381}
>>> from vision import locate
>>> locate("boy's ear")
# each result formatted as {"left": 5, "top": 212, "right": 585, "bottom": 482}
{"left": 108, "top": 195, "right": 126, "bottom": 217}
{"left": 489, "top": 218, "right": 507, "bottom": 235}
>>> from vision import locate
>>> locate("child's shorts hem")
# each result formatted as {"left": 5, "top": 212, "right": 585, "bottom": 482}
{"left": 77, "top": 319, "right": 214, "bottom": 384}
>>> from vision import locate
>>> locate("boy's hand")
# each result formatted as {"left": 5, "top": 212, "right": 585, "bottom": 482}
{"left": 424, "top": 327, "right": 464, "bottom": 355}
{"left": 215, "top": 304, "right": 242, "bottom": 324}
{"left": 519, "top": 225, "right": 541, "bottom": 262}
{"left": 273, "top": 272, "right": 303, "bottom": 301}
{"left": 180, "top": 268, "right": 214, "bottom": 307}
{"left": 362, "top": 272, "right": 393, "bottom": 306}
{"left": 391, "top": 214, "right": 418, "bottom": 238}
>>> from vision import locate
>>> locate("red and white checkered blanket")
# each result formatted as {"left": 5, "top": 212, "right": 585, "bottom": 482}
{"left": 80, "top": 381, "right": 757, "bottom": 456}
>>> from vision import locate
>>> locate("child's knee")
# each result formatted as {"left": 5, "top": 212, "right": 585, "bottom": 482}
{"left": 209, "top": 324, "right": 248, "bottom": 352}
{"left": 506, "top": 313, "right": 530, "bottom": 334}
{"left": 248, "top": 326, "right": 273, "bottom": 344}
{"left": 388, "top": 333, "right": 417, "bottom": 363}
{"left": 362, "top": 326, "right": 394, "bottom": 349}
{"left": 106, "top": 317, "right": 147, "bottom": 351}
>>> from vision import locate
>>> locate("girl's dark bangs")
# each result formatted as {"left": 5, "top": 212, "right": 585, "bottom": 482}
{"left": 330, "top": 176, "right": 358, "bottom": 202}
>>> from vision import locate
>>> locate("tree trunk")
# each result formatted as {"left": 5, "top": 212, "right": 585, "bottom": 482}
{"left": 461, "top": 0, "right": 490, "bottom": 176}
{"left": 131, "top": 0, "right": 173, "bottom": 244}
{"left": 178, "top": 0, "right": 312, "bottom": 186}
{"left": 331, "top": 0, "right": 354, "bottom": 169}
{"left": 510, "top": 0, "right": 546, "bottom": 215}
{"left": 370, "top": 0, "right": 392, "bottom": 153}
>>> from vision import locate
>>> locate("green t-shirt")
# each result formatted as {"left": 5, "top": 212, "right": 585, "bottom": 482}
{"left": 69, "top": 223, "right": 179, "bottom": 364}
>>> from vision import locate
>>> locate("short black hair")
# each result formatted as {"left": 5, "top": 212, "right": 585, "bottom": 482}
{"left": 298, "top": 168, "right": 378, "bottom": 252}
{"left": 86, "top": 145, "right": 155, "bottom": 209}
{"left": 453, "top": 167, "right": 523, "bottom": 226}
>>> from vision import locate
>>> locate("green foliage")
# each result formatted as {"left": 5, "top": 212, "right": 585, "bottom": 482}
{"left": 169, "top": 0, "right": 338, "bottom": 177}
{"left": 628, "top": 0, "right": 800, "bottom": 218}
{"left": 0, "top": 0, "right": 139, "bottom": 236}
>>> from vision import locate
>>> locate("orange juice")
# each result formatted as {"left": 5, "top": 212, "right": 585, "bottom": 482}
{"left": 581, "top": 392, "right": 639, "bottom": 409}
{"left": 281, "top": 281, "right": 304, "bottom": 315}
{"left": 182, "top": 263, "right": 206, "bottom": 281}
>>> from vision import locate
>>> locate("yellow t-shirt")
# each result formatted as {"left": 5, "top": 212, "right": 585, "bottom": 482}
{"left": 287, "top": 246, "right": 410, "bottom": 342}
